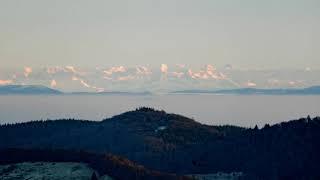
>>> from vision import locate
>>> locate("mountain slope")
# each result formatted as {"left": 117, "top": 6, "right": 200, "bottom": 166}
{"left": 0, "top": 148, "right": 189, "bottom": 180}
{"left": 0, "top": 108, "right": 319, "bottom": 179}
{"left": 0, "top": 108, "right": 237, "bottom": 173}
{"left": 0, "top": 162, "right": 113, "bottom": 180}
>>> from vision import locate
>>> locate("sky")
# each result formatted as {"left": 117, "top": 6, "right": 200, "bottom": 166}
{"left": 0, "top": 0, "right": 320, "bottom": 91}
{"left": 1, "top": 0, "right": 320, "bottom": 68}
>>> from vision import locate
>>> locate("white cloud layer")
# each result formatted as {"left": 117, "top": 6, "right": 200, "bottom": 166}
{"left": 1, "top": 65, "right": 319, "bottom": 92}
{"left": 0, "top": 79, "right": 13, "bottom": 85}
{"left": 24, "top": 67, "right": 32, "bottom": 77}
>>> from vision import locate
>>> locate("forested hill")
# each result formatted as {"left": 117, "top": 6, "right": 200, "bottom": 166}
{"left": 1, "top": 107, "right": 320, "bottom": 179}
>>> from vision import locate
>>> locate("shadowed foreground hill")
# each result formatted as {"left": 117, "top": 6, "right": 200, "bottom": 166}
{"left": 0, "top": 161, "right": 113, "bottom": 180}
{"left": 0, "top": 148, "right": 189, "bottom": 180}
{"left": 1, "top": 107, "right": 320, "bottom": 179}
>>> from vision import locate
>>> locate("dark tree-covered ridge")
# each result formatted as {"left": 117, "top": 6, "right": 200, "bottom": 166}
{"left": 0, "top": 107, "right": 319, "bottom": 180}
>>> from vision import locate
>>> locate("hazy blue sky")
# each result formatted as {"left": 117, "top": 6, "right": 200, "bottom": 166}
{"left": 1, "top": 0, "right": 319, "bottom": 69}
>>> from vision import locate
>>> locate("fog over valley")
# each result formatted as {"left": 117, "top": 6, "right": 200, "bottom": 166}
{"left": 0, "top": 94, "right": 319, "bottom": 127}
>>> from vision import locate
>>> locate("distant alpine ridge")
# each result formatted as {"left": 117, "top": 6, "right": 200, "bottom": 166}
{"left": 70, "top": 91, "right": 152, "bottom": 96}
{"left": 0, "top": 85, "right": 62, "bottom": 95}
{"left": 0, "top": 85, "right": 151, "bottom": 95}
{"left": 1, "top": 84, "right": 320, "bottom": 95}
{"left": 173, "top": 86, "right": 320, "bottom": 95}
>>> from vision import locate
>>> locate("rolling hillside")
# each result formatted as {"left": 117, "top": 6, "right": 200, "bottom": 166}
{"left": 1, "top": 107, "right": 320, "bottom": 179}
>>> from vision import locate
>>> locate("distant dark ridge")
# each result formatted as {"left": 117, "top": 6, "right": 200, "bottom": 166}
{"left": 0, "top": 85, "right": 152, "bottom": 95}
{"left": 0, "top": 85, "right": 62, "bottom": 95}
{"left": 173, "top": 85, "right": 320, "bottom": 95}
{"left": 0, "top": 118, "right": 96, "bottom": 126}
{"left": 70, "top": 91, "right": 152, "bottom": 96}
{"left": 0, "top": 148, "right": 191, "bottom": 180}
